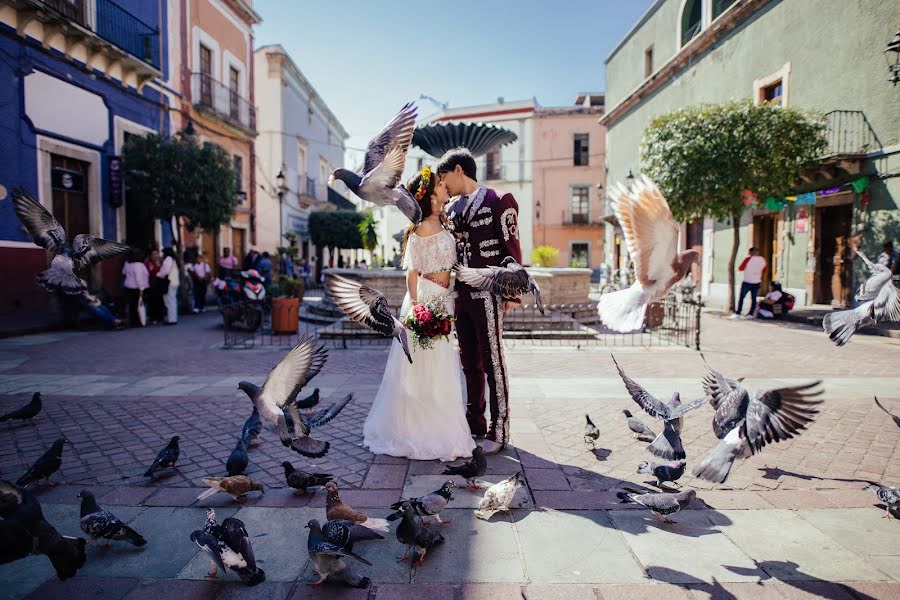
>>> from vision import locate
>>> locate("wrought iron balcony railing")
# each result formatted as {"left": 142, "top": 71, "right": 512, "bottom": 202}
{"left": 191, "top": 72, "right": 256, "bottom": 132}
{"left": 821, "top": 110, "right": 880, "bottom": 159}
{"left": 560, "top": 209, "right": 605, "bottom": 227}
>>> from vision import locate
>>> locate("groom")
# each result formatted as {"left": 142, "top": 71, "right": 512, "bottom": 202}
{"left": 438, "top": 148, "right": 521, "bottom": 454}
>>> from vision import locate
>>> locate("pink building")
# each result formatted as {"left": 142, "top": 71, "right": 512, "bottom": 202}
{"left": 532, "top": 94, "right": 606, "bottom": 269}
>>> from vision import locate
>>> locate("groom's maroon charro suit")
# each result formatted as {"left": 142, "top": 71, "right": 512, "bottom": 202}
{"left": 447, "top": 185, "right": 522, "bottom": 446}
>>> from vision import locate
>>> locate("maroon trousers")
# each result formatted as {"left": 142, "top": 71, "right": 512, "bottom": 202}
{"left": 455, "top": 287, "right": 510, "bottom": 446}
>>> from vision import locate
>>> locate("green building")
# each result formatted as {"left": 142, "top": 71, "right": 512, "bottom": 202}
{"left": 601, "top": 0, "right": 900, "bottom": 309}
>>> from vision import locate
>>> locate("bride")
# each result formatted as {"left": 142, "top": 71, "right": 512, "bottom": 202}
{"left": 363, "top": 166, "right": 476, "bottom": 461}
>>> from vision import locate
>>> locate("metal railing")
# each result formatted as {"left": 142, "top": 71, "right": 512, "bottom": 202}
{"left": 191, "top": 73, "right": 256, "bottom": 131}
{"left": 821, "top": 110, "right": 880, "bottom": 159}
{"left": 561, "top": 209, "right": 605, "bottom": 226}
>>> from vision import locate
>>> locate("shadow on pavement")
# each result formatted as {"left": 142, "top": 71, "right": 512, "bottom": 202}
{"left": 725, "top": 560, "right": 879, "bottom": 600}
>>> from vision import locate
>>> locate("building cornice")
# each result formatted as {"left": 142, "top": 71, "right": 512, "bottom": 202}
{"left": 604, "top": 0, "right": 667, "bottom": 64}
{"left": 224, "top": 0, "right": 262, "bottom": 25}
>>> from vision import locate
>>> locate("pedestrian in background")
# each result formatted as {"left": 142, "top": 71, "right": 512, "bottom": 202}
{"left": 878, "top": 240, "right": 899, "bottom": 274}
{"left": 122, "top": 250, "right": 149, "bottom": 327}
{"left": 144, "top": 248, "right": 164, "bottom": 324}
{"left": 158, "top": 247, "right": 180, "bottom": 325}
{"left": 300, "top": 258, "right": 311, "bottom": 289}
{"left": 735, "top": 246, "right": 766, "bottom": 317}
{"left": 257, "top": 251, "right": 273, "bottom": 287}
{"left": 218, "top": 247, "right": 238, "bottom": 276}
{"left": 186, "top": 253, "right": 211, "bottom": 313}
{"left": 279, "top": 250, "right": 295, "bottom": 280}
{"left": 243, "top": 246, "right": 260, "bottom": 271}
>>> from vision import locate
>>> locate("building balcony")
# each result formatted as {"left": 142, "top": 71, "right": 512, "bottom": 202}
{"left": 558, "top": 209, "right": 606, "bottom": 227}
{"left": 191, "top": 72, "right": 256, "bottom": 134}
{"left": 800, "top": 110, "right": 881, "bottom": 186}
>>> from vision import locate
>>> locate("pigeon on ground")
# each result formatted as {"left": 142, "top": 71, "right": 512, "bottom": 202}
{"left": 474, "top": 471, "right": 525, "bottom": 521}
{"left": 583, "top": 414, "right": 600, "bottom": 448}
{"left": 320, "top": 518, "right": 384, "bottom": 552}
{"left": 306, "top": 519, "right": 372, "bottom": 588}
{"left": 597, "top": 176, "right": 699, "bottom": 332}
{"left": 241, "top": 408, "right": 262, "bottom": 447}
{"left": 238, "top": 337, "right": 353, "bottom": 458}
{"left": 17, "top": 437, "right": 67, "bottom": 487}
{"left": 863, "top": 483, "right": 900, "bottom": 519}
{"left": 638, "top": 460, "right": 687, "bottom": 488}
{"left": 190, "top": 509, "right": 265, "bottom": 585}
{"left": 282, "top": 462, "right": 332, "bottom": 495}
{"left": 143, "top": 436, "right": 180, "bottom": 477}
{"left": 226, "top": 438, "right": 249, "bottom": 476}
{"left": 0, "top": 393, "right": 42, "bottom": 424}
{"left": 692, "top": 357, "right": 822, "bottom": 484}
{"left": 622, "top": 410, "right": 656, "bottom": 440}
{"left": 78, "top": 490, "right": 146, "bottom": 547}
{"left": 453, "top": 257, "right": 544, "bottom": 314}
{"left": 442, "top": 446, "right": 487, "bottom": 490}
{"left": 616, "top": 487, "right": 696, "bottom": 524}
{"left": 329, "top": 103, "right": 421, "bottom": 223}
{"left": 11, "top": 187, "right": 131, "bottom": 294}
{"left": 388, "top": 501, "right": 444, "bottom": 567}
{"left": 324, "top": 482, "right": 390, "bottom": 532}
{"left": 197, "top": 475, "right": 264, "bottom": 502}
{"left": 874, "top": 397, "right": 900, "bottom": 429}
{"left": 391, "top": 480, "right": 455, "bottom": 525}
{"left": 324, "top": 273, "right": 411, "bottom": 363}
{"left": 823, "top": 251, "right": 900, "bottom": 346}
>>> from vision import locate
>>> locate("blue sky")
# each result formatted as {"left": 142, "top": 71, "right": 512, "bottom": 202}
{"left": 254, "top": 0, "right": 654, "bottom": 163}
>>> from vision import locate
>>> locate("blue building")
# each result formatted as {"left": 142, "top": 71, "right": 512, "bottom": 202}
{"left": 0, "top": 0, "right": 170, "bottom": 315}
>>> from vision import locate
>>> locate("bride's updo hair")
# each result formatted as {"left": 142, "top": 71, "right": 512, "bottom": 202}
{"left": 401, "top": 167, "right": 439, "bottom": 263}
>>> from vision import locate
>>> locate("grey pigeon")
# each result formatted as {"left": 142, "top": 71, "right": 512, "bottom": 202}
{"left": 442, "top": 446, "right": 487, "bottom": 490}
{"left": 190, "top": 509, "right": 265, "bottom": 585}
{"left": 226, "top": 438, "right": 249, "bottom": 476}
{"left": 616, "top": 487, "right": 696, "bottom": 524}
{"left": 622, "top": 410, "right": 656, "bottom": 440}
{"left": 17, "top": 437, "right": 67, "bottom": 487}
{"left": 583, "top": 414, "right": 600, "bottom": 448}
{"left": 863, "top": 483, "right": 900, "bottom": 519}
{"left": 306, "top": 519, "right": 372, "bottom": 588}
{"left": 637, "top": 460, "right": 687, "bottom": 488}
{"left": 453, "top": 257, "right": 544, "bottom": 314}
{"left": 391, "top": 480, "right": 455, "bottom": 525}
{"left": 324, "top": 273, "right": 411, "bottom": 363}
{"left": 282, "top": 462, "right": 332, "bottom": 494}
{"left": 692, "top": 357, "right": 822, "bottom": 484}
{"left": 474, "top": 471, "right": 525, "bottom": 520}
{"left": 144, "top": 436, "right": 180, "bottom": 477}
{"left": 0, "top": 392, "right": 42, "bottom": 423}
{"left": 320, "top": 518, "right": 384, "bottom": 552}
{"left": 241, "top": 408, "right": 262, "bottom": 447}
{"left": 78, "top": 490, "right": 146, "bottom": 547}
{"left": 295, "top": 388, "right": 320, "bottom": 411}
{"left": 329, "top": 103, "right": 421, "bottom": 223}
{"left": 388, "top": 501, "right": 445, "bottom": 566}
{"left": 874, "top": 397, "right": 900, "bottom": 429}
{"left": 11, "top": 187, "right": 131, "bottom": 294}
{"left": 824, "top": 250, "right": 900, "bottom": 346}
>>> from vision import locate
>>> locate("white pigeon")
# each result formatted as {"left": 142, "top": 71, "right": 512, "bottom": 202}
{"left": 823, "top": 251, "right": 900, "bottom": 346}
{"left": 598, "top": 176, "right": 699, "bottom": 332}
{"left": 474, "top": 472, "right": 525, "bottom": 520}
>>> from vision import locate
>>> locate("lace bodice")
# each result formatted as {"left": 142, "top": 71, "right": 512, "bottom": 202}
{"left": 402, "top": 230, "right": 456, "bottom": 273}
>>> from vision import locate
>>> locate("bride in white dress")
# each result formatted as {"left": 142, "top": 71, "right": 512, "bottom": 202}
{"left": 363, "top": 167, "right": 476, "bottom": 461}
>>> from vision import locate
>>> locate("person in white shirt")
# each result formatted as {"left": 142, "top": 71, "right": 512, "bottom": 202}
{"left": 158, "top": 247, "right": 180, "bottom": 324}
{"left": 122, "top": 251, "right": 150, "bottom": 327}
{"left": 186, "top": 254, "right": 212, "bottom": 313}
{"left": 736, "top": 246, "right": 767, "bottom": 316}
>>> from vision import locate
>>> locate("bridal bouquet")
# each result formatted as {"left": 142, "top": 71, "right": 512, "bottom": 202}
{"left": 404, "top": 300, "right": 454, "bottom": 350}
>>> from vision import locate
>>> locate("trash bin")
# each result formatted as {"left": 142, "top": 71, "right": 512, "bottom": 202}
{"left": 270, "top": 297, "right": 299, "bottom": 334}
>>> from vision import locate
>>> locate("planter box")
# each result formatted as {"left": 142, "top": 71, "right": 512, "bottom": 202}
{"left": 271, "top": 297, "right": 300, "bottom": 334}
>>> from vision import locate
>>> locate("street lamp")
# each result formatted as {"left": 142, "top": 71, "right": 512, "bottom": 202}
{"left": 625, "top": 169, "right": 635, "bottom": 185}
{"left": 276, "top": 169, "right": 287, "bottom": 244}
{"left": 885, "top": 30, "right": 900, "bottom": 86}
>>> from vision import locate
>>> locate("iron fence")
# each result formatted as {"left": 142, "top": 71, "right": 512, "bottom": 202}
{"left": 192, "top": 73, "right": 256, "bottom": 131}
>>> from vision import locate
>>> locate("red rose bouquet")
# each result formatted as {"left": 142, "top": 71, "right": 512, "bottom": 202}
{"left": 404, "top": 298, "right": 454, "bottom": 350}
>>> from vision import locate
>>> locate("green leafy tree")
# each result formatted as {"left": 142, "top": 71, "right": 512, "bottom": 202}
{"left": 641, "top": 100, "right": 826, "bottom": 310}
{"left": 309, "top": 210, "right": 364, "bottom": 276}
{"left": 358, "top": 211, "right": 380, "bottom": 254}
{"left": 531, "top": 245, "right": 559, "bottom": 267}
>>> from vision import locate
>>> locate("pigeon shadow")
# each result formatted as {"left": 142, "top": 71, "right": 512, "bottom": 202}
{"left": 591, "top": 447, "right": 612, "bottom": 461}
{"left": 725, "top": 560, "right": 879, "bottom": 600}
{"left": 644, "top": 567, "right": 741, "bottom": 598}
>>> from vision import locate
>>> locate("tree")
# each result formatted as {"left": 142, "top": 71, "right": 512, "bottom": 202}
{"left": 531, "top": 245, "right": 559, "bottom": 267}
{"left": 122, "top": 133, "right": 238, "bottom": 246}
{"left": 641, "top": 100, "right": 826, "bottom": 310}
{"left": 309, "top": 210, "right": 364, "bottom": 276}
{"left": 358, "top": 211, "right": 379, "bottom": 255}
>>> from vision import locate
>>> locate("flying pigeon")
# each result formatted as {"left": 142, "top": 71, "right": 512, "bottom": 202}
{"left": 863, "top": 483, "right": 900, "bottom": 519}
{"left": 17, "top": 437, "right": 67, "bottom": 487}
{"left": 597, "top": 176, "right": 699, "bottom": 332}
{"left": 226, "top": 438, "right": 249, "bottom": 476}
{"left": 241, "top": 408, "right": 262, "bottom": 447}
{"left": 442, "top": 446, "right": 487, "bottom": 491}
{"left": 0, "top": 392, "right": 42, "bottom": 424}
{"left": 474, "top": 471, "right": 525, "bottom": 521}
{"left": 11, "top": 187, "right": 132, "bottom": 294}
{"left": 583, "top": 414, "right": 600, "bottom": 448}
{"left": 622, "top": 410, "right": 656, "bottom": 440}
{"left": 453, "top": 257, "right": 544, "bottom": 314}
{"left": 282, "top": 462, "right": 332, "bottom": 495}
{"left": 637, "top": 460, "right": 687, "bottom": 488}
{"left": 144, "top": 436, "right": 180, "bottom": 477}
{"left": 616, "top": 487, "right": 696, "bottom": 524}
{"left": 329, "top": 102, "right": 421, "bottom": 223}
{"left": 190, "top": 509, "right": 265, "bottom": 585}
{"left": 78, "top": 490, "right": 145, "bottom": 547}
{"left": 238, "top": 337, "right": 353, "bottom": 458}
{"left": 388, "top": 501, "right": 445, "bottom": 566}
{"left": 391, "top": 480, "right": 455, "bottom": 525}
{"left": 692, "top": 357, "right": 822, "bottom": 484}
{"left": 306, "top": 519, "right": 372, "bottom": 588}
{"left": 197, "top": 475, "right": 264, "bottom": 502}
{"left": 874, "top": 397, "right": 900, "bottom": 429}
{"left": 324, "top": 273, "right": 412, "bottom": 363}
{"left": 823, "top": 251, "right": 900, "bottom": 346}
{"left": 325, "top": 482, "right": 389, "bottom": 532}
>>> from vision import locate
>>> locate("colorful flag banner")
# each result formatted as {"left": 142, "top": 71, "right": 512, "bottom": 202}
{"left": 795, "top": 192, "right": 816, "bottom": 205}
{"left": 818, "top": 185, "right": 842, "bottom": 196}
{"left": 851, "top": 176, "right": 869, "bottom": 194}
{"left": 765, "top": 196, "right": 785, "bottom": 210}
{"left": 785, "top": 195, "right": 797, "bottom": 202}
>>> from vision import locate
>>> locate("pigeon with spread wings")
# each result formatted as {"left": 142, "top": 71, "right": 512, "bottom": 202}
{"left": 329, "top": 103, "right": 421, "bottom": 223}
{"left": 325, "top": 273, "right": 412, "bottom": 363}
{"left": 823, "top": 251, "right": 900, "bottom": 346}
{"left": 11, "top": 188, "right": 131, "bottom": 294}
{"left": 453, "top": 257, "right": 544, "bottom": 314}
{"left": 597, "top": 176, "right": 698, "bottom": 332}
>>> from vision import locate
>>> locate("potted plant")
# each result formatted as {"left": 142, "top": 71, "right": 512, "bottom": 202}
{"left": 270, "top": 274, "right": 303, "bottom": 334}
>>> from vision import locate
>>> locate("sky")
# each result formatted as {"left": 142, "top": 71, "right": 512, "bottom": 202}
{"left": 253, "top": 0, "right": 655, "bottom": 166}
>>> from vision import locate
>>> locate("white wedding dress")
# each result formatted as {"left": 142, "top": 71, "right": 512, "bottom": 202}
{"left": 363, "top": 230, "right": 476, "bottom": 461}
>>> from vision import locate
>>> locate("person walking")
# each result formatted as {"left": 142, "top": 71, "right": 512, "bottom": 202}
{"left": 122, "top": 251, "right": 149, "bottom": 327}
{"left": 256, "top": 251, "right": 273, "bottom": 287}
{"left": 186, "top": 253, "right": 211, "bottom": 313}
{"left": 144, "top": 248, "right": 164, "bottom": 324}
{"left": 158, "top": 247, "right": 180, "bottom": 324}
{"left": 735, "top": 246, "right": 767, "bottom": 317}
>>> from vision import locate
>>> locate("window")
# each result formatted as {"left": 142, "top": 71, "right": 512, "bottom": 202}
{"left": 229, "top": 66, "right": 240, "bottom": 120}
{"left": 713, "top": 0, "right": 737, "bottom": 19}
{"left": 680, "top": 0, "right": 702, "bottom": 47}
{"left": 573, "top": 134, "right": 589, "bottom": 166}
{"left": 761, "top": 80, "right": 783, "bottom": 106}
{"left": 416, "top": 157, "right": 424, "bottom": 172}
{"left": 233, "top": 154, "right": 243, "bottom": 194}
{"left": 644, "top": 45, "right": 654, "bottom": 78}
{"left": 199, "top": 44, "right": 212, "bottom": 106}
{"left": 570, "top": 243, "right": 589, "bottom": 268}
{"left": 485, "top": 148, "right": 501, "bottom": 180}
{"left": 570, "top": 186, "right": 590, "bottom": 224}
{"left": 297, "top": 144, "right": 307, "bottom": 192}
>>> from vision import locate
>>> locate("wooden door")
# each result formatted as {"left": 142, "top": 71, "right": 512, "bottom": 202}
{"left": 814, "top": 204, "right": 853, "bottom": 305}
{"left": 231, "top": 228, "right": 246, "bottom": 263}
{"left": 201, "top": 230, "right": 217, "bottom": 271}
{"left": 51, "top": 155, "right": 90, "bottom": 243}
{"left": 753, "top": 214, "right": 777, "bottom": 292}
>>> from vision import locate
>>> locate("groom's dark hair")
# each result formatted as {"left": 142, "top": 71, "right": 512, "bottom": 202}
{"left": 436, "top": 148, "right": 477, "bottom": 181}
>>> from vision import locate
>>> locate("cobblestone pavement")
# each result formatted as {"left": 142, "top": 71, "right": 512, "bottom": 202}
{"left": 0, "top": 311, "right": 898, "bottom": 599}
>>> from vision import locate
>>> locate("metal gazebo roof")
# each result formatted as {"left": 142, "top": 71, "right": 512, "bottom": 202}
{"left": 412, "top": 122, "right": 518, "bottom": 158}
